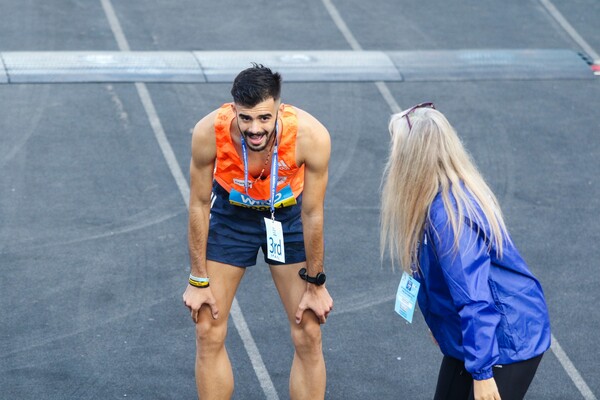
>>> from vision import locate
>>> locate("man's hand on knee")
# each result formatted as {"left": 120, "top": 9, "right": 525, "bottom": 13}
{"left": 183, "top": 285, "right": 219, "bottom": 323}
{"left": 295, "top": 285, "right": 333, "bottom": 324}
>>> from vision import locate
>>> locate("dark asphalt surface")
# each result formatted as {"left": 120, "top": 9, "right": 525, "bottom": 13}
{"left": 1, "top": 0, "right": 599, "bottom": 399}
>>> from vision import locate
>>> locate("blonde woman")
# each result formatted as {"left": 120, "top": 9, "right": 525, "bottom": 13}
{"left": 380, "top": 103, "right": 551, "bottom": 400}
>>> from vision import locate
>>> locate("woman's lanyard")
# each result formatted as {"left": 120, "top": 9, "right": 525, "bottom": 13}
{"left": 239, "top": 121, "right": 279, "bottom": 219}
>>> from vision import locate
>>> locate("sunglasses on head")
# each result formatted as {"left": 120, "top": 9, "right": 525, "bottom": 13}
{"left": 402, "top": 102, "right": 436, "bottom": 131}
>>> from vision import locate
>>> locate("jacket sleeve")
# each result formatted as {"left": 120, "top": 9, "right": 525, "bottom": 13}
{"left": 428, "top": 209, "right": 501, "bottom": 380}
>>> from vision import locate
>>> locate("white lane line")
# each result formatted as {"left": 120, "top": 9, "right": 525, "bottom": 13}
{"left": 230, "top": 300, "right": 280, "bottom": 400}
{"left": 551, "top": 334, "right": 597, "bottom": 400}
{"left": 539, "top": 0, "right": 599, "bottom": 62}
{"left": 321, "top": 0, "right": 402, "bottom": 114}
{"left": 100, "top": 1, "right": 279, "bottom": 399}
{"left": 321, "top": 0, "right": 362, "bottom": 51}
{"left": 374, "top": 81, "right": 402, "bottom": 114}
{"left": 134, "top": 82, "right": 190, "bottom": 206}
{"left": 536, "top": 2, "right": 599, "bottom": 397}
{"left": 323, "top": 0, "right": 597, "bottom": 399}
{"left": 99, "top": 0, "right": 131, "bottom": 52}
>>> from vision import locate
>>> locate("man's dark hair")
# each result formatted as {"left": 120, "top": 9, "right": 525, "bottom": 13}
{"left": 230, "top": 63, "right": 282, "bottom": 107}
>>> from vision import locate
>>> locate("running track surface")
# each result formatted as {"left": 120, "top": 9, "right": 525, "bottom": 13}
{"left": 1, "top": 1, "right": 599, "bottom": 399}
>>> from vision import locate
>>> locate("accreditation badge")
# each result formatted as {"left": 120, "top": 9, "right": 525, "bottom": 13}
{"left": 395, "top": 272, "right": 420, "bottom": 323}
{"left": 264, "top": 218, "right": 285, "bottom": 263}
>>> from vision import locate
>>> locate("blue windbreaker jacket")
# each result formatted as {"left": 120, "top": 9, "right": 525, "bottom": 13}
{"left": 415, "top": 192, "right": 551, "bottom": 380}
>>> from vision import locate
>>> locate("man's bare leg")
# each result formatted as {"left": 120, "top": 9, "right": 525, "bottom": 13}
{"left": 195, "top": 261, "right": 245, "bottom": 400}
{"left": 270, "top": 263, "right": 326, "bottom": 400}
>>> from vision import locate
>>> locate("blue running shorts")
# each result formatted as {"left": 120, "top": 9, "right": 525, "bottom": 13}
{"left": 206, "top": 182, "right": 306, "bottom": 267}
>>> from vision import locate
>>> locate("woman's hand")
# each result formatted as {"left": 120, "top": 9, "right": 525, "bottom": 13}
{"left": 473, "top": 377, "right": 501, "bottom": 400}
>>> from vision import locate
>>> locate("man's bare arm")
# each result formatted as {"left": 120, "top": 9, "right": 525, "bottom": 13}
{"left": 184, "top": 111, "right": 219, "bottom": 322}
{"left": 188, "top": 111, "right": 217, "bottom": 276}
{"left": 294, "top": 108, "right": 333, "bottom": 324}
{"left": 296, "top": 109, "right": 330, "bottom": 276}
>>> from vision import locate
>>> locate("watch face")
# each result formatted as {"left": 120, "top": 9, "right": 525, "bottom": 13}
{"left": 316, "top": 273, "right": 326, "bottom": 285}
{"left": 299, "top": 268, "right": 326, "bottom": 285}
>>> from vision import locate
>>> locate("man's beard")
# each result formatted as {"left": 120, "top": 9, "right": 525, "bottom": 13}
{"left": 243, "top": 128, "right": 275, "bottom": 152}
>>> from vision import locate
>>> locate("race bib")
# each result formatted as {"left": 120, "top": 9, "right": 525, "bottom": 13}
{"left": 264, "top": 218, "right": 285, "bottom": 263}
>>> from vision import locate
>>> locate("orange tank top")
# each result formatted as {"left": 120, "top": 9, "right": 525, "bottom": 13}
{"left": 213, "top": 103, "right": 305, "bottom": 206}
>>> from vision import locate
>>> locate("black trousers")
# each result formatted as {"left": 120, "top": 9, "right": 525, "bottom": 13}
{"left": 433, "top": 354, "right": 544, "bottom": 400}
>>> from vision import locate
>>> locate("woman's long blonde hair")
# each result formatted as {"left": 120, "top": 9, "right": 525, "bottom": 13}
{"left": 380, "top": 105, "right": 510, "bottom": 271}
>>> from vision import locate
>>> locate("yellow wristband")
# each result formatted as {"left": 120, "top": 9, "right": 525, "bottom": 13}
{"left": 188, "top": 278, "right": 210, "bottom": 288}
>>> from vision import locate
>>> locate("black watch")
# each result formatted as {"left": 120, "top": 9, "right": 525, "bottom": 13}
{"left": 298, "top": 268, "right": 326, "bottom": 286}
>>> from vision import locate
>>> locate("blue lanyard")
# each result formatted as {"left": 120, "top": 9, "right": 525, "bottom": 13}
{"left": 269, "top": 142, "right": 279, "bottom": 218}
{"left": 239, "top": 122, "right": 279, "bottom": 218}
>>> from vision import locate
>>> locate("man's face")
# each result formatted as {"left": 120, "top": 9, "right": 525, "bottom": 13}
{"left": 234, "top": 97, "right": 280, "bottom": 152}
